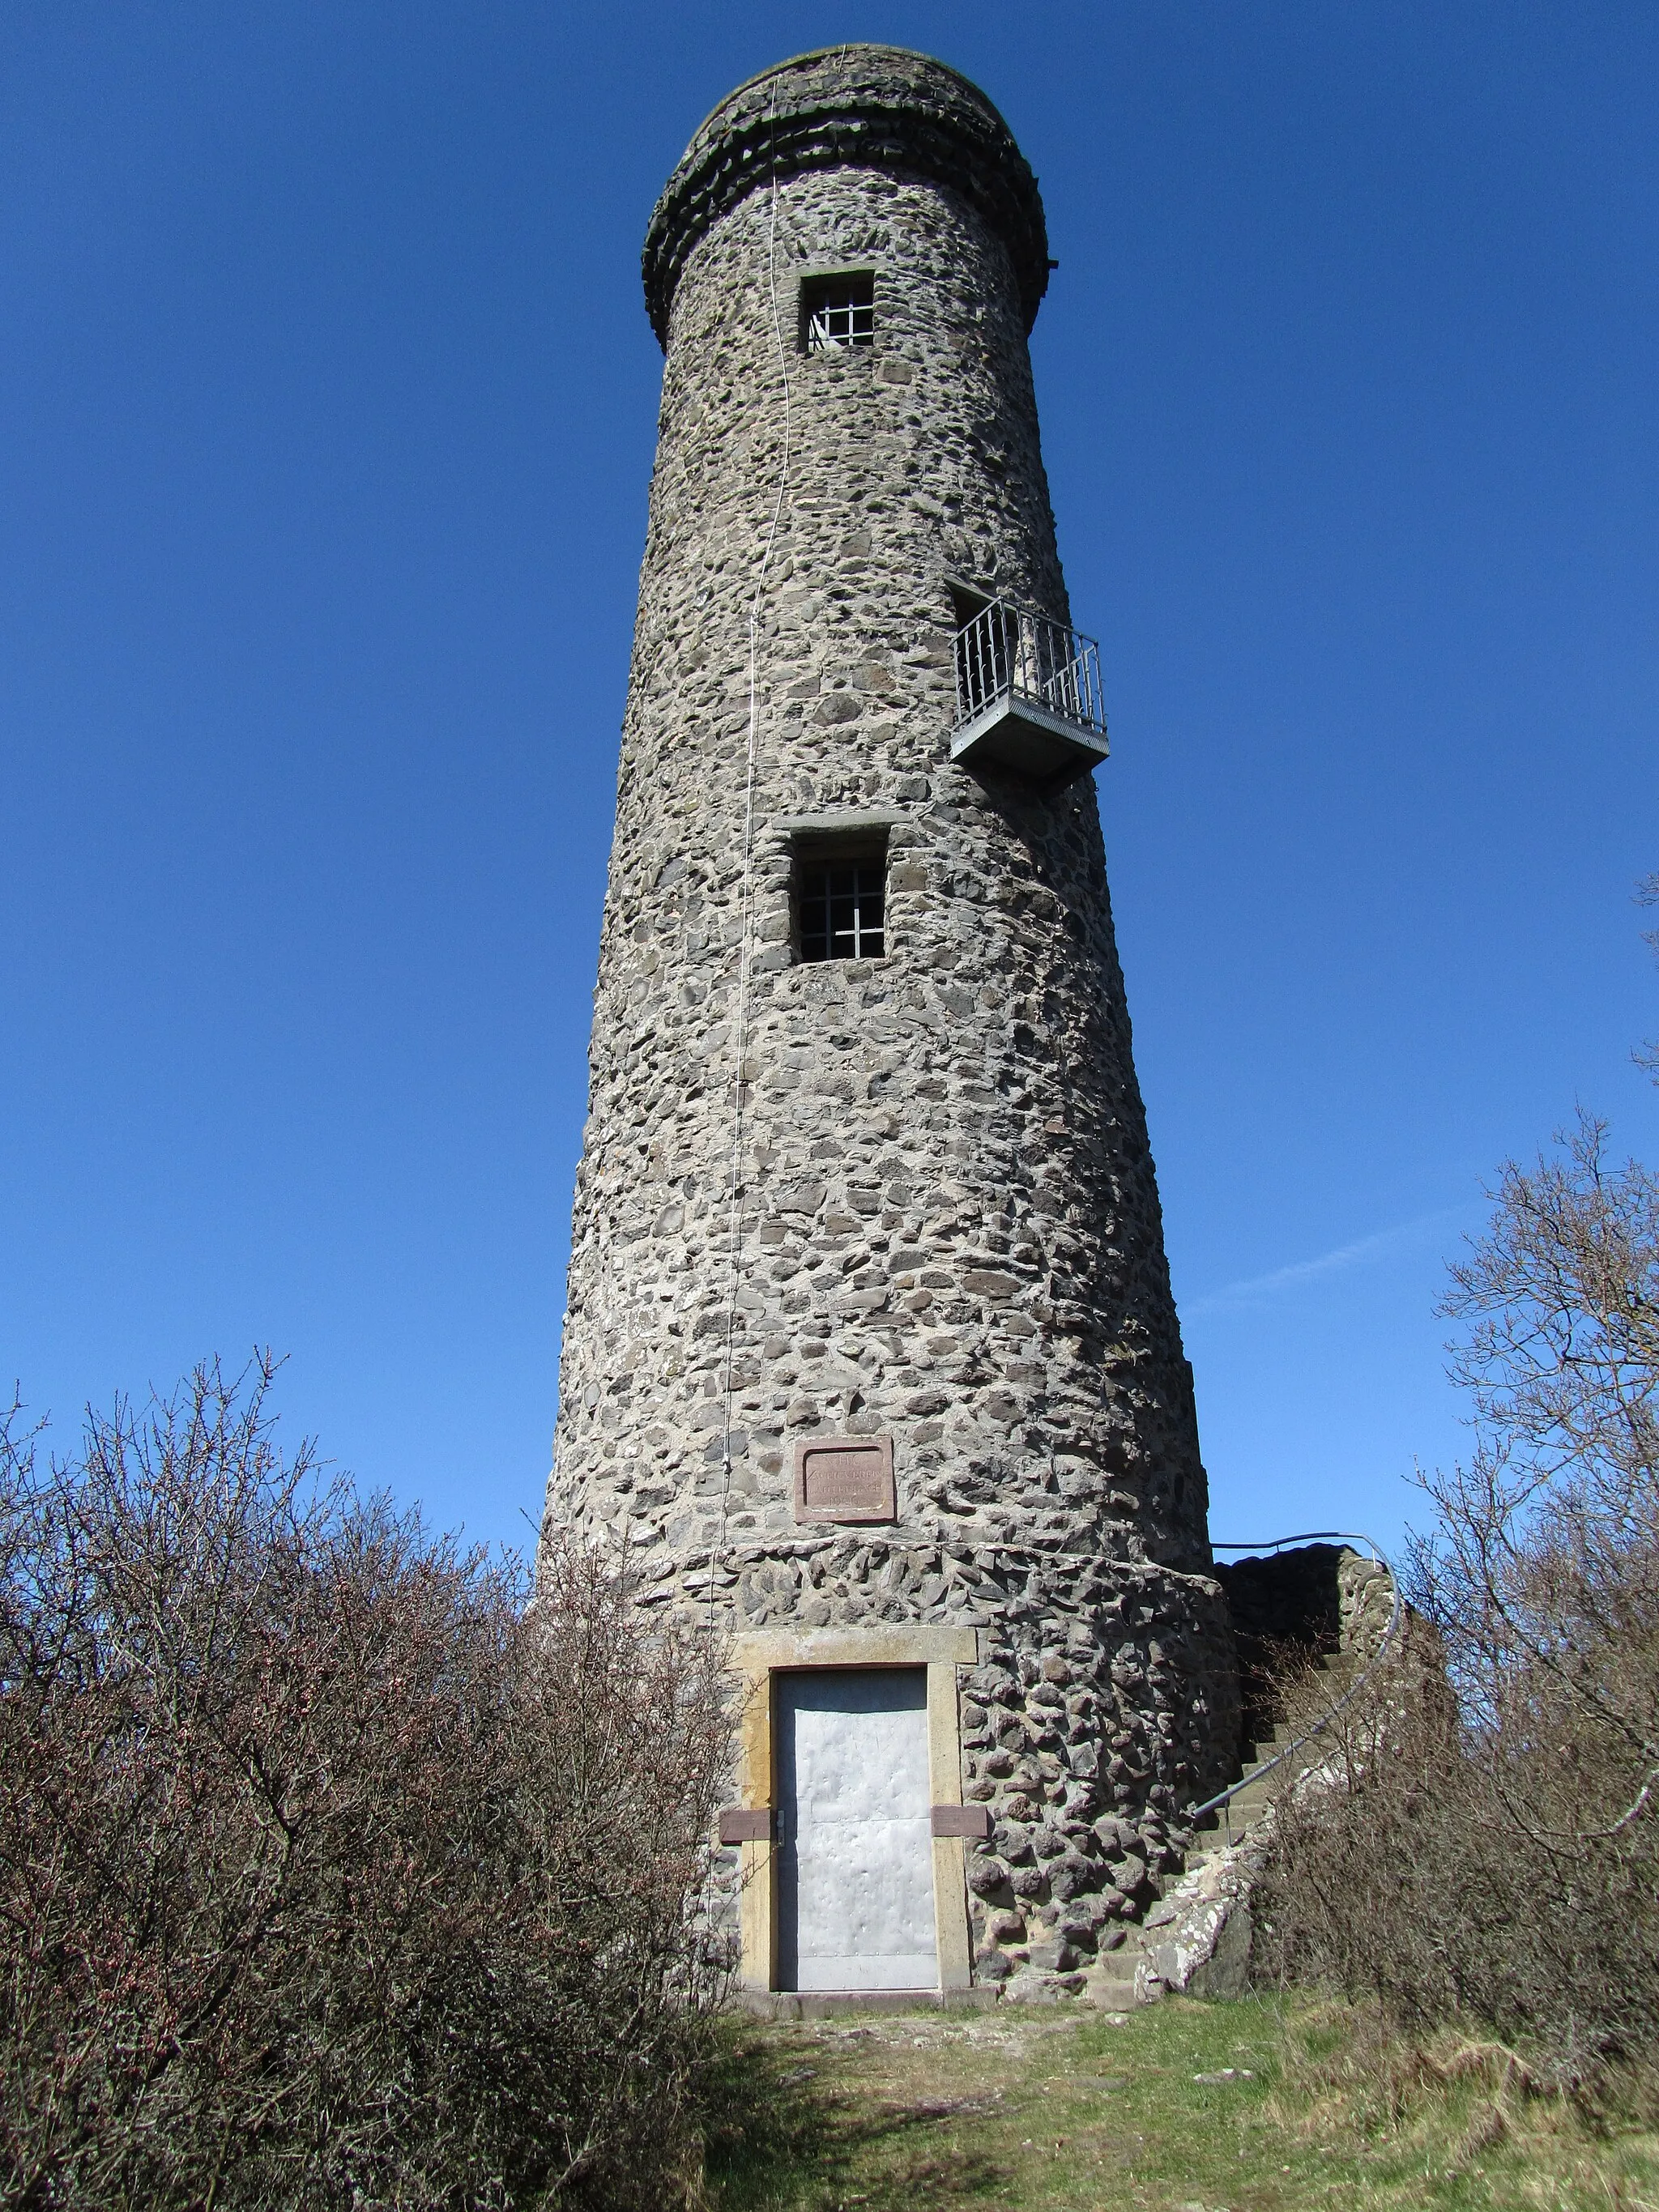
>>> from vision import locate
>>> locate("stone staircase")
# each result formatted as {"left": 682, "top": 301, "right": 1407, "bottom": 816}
{"left": 1086, "top": 1654, "right": 1351, "bottom": 2009}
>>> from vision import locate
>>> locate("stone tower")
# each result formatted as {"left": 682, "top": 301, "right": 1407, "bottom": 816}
{"left": 546, "top": 45, "right": 1237, "bottom": 2001}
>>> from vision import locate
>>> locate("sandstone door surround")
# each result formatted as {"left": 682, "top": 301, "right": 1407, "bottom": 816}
{"left": 732, "top": 1624, "right": 979, "bottom": 1994}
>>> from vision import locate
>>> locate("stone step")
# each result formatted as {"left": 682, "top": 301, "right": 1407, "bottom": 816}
{"left": 1219, "top": 1784, "right": 1273, "bottom": 1817}
{"left": 1089, "top": 1929, "right": 1151, "bottom": 2006}
{"left": 1191, "top": 1789, "right": 1274, "bottom": 1839}
{"left": 1116, "top": 1656, "right": 1372, "bottom": 2001}
{"left": 1167, "top": 1655, "right": 1367, "bottom": 1907}
{"left": 1195, "top": 1724, "right": 1337, "bottom": 1818}
{"left": 1181, "top": 1754, "right": 1305, "bottom": 1856}
{"left": 737, "top": 1988, "right": 1001, "bottom": 2020}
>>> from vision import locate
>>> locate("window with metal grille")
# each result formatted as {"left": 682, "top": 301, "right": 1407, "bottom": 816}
{"left": 800, "top": 272, "right": 875, "bottom": 353}
{"left": 796, "top": 848, "right": 886, "bottom": 962}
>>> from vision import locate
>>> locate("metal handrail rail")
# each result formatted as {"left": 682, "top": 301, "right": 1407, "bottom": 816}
{"left": 1181, "top": 1530, "right": 1405, "bottom": 1834}
{"left": 952, "top": 597, "right": 1107, "bottom": 737}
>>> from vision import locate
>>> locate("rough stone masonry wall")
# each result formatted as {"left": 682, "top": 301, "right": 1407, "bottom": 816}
{"left": 544, "top": 48, "right": 1239, "bottom": 1987}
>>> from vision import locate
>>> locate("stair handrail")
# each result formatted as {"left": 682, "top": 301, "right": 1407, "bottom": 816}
{"left": 1180, "top": 1529, "right": 1405, "bottom": 1831}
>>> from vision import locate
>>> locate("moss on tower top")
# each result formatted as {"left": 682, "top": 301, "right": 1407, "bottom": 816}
{"left": 642, "top": 44, "right": 1051, "bottom": 349}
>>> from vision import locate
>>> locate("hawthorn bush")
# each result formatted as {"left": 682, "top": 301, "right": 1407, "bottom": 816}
{"left": 0, "top": 1358, "right": 729, "bottom": 2209}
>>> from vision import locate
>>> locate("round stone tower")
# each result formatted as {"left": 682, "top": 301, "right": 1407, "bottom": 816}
{"left": 545, "top": 45, "right": 1238, "bottom": 2001}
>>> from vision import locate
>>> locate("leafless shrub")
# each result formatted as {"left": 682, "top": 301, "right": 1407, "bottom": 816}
{"left": 0, "top": 1357, "right": 731, "bottom": 2209}
{"left": 1260, "top": 1093, "right": 1659, "bottom": 2081}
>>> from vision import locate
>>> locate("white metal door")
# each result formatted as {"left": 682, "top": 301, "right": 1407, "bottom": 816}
{"left": 777, "top": 1668, "right": 937, "bottom": 1993}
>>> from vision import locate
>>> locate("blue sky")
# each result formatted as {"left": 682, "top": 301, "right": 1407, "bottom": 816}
{"left": 2, "top": 2, "right": 1655, "bottom": 1558}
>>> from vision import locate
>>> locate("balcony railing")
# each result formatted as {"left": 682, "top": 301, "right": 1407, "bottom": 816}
{"left": 950, "top": 599, "right": 1109, "bottom": 786}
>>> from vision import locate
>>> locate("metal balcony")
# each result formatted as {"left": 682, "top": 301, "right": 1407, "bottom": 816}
{"left": 950, "top": 599, "right": 1110, "bottom": 787}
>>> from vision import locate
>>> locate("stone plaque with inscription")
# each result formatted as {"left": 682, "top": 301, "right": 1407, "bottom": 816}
{"left": 793, "top": 1435, "right": 896, "bottom": 1524}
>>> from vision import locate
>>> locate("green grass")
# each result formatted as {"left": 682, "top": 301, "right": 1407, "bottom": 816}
{"left": 695, "top": 1995, "right": 1659, "bottom": 2210}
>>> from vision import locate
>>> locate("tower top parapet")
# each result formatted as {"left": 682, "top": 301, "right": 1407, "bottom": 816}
{"left": 641, "top": 43, "right": 1051, "bottom": 347}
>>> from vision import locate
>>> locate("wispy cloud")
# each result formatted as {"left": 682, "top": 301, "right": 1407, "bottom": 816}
{"left": 1187, "top": 1208, "right": 1464, "bottom": 1318}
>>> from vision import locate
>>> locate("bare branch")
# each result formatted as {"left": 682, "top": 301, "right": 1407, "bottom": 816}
{"left": 0, "top": 1359, "right": 731, "bottom": 2208}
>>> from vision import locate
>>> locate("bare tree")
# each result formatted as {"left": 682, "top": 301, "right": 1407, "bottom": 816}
{"left": 1636, "top": 871, "right": 1659, "bottom": 1083}
{"left": 1262, "top": 886, "right": 1659, "bottom": 2078}
{"left": 0, "top": 1357, "right": 730, "bottom": 2210}
{"left": 1416, "top": 1110, "right": 1659, "bottom": 1813}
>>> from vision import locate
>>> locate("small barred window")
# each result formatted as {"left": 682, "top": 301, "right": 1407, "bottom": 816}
{"left": 801, "top": 272, "right": 875, "bottom": 353}
{"left": 796, "top": 847, "right": 886, "bottom": 962}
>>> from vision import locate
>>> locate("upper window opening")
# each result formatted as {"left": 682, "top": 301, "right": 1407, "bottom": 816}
{"left": 795, "top": 833, "right": 887, "bottom": 962}
{"left": 801, "top": 273, "right": 875, "bottom": 353}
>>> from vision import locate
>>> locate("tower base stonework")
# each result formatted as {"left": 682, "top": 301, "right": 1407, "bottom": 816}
{"left": 680, "top": 1542, "right": 1236, "bottom": 1998}
{"left": 544, "top": 45, "right": 1240, "bottom": 2002}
